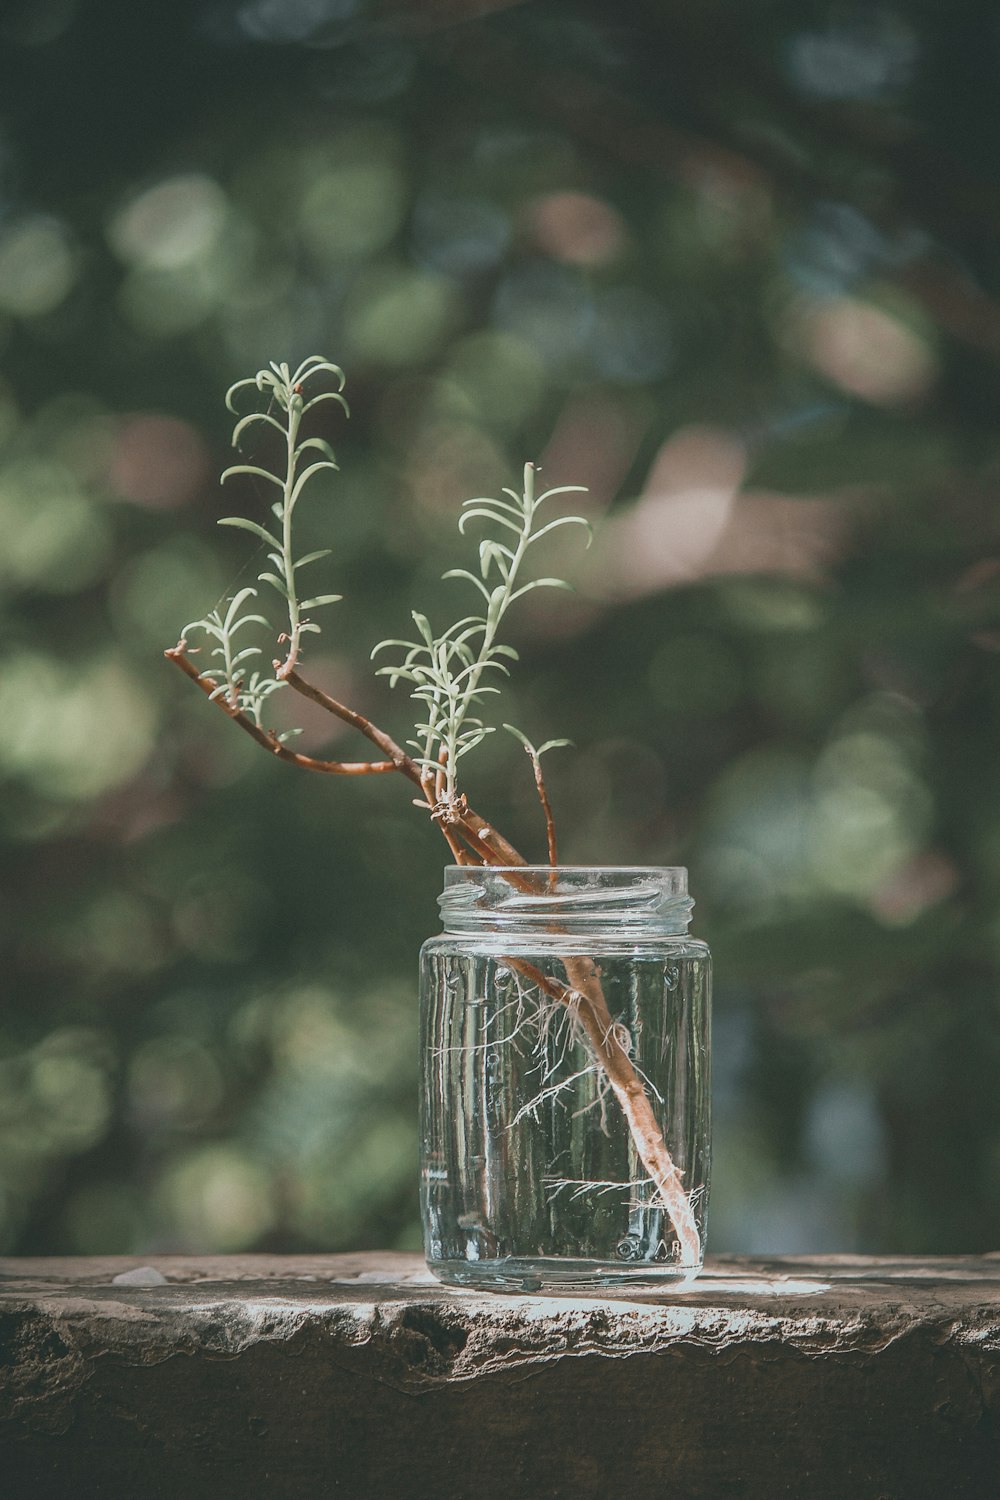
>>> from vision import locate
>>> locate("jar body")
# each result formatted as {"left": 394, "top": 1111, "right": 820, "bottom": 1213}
{"left": 419, "top": 868, "right": 711, "bottom": 1291}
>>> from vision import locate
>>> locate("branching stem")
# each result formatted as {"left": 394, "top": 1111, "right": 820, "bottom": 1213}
{"left": 284, "top": 667, "right": 422, "bottom": 782}
{"left": 276, "top": 394, "right": 304, "bottom": 677}
{"left": 171, "top": 642, "right": 700, "bottom": 1266}
{"left": 166, "top": 646, "right": 395, "bottom": 775}
{"left": 525, "top": 742, "right": 559, "bottom": 867}
{"left": 439, "top": 462, "right": 535, "bottom": 796}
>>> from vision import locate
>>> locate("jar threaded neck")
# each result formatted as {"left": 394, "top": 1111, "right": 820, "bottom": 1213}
{"left": 437, "top": 866, "right": 693, "bottom": 935}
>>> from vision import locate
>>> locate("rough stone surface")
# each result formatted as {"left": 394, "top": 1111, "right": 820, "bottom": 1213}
{"left": 2, "top": 1252, "right": 1000, "bottom": 1497}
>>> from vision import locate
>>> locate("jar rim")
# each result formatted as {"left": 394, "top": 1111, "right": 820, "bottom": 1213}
{"left": 443, "top": 864, "right": 687, "bottom": 874}
{"left": 438, "top": 865, "right": 693, "bottom": 934}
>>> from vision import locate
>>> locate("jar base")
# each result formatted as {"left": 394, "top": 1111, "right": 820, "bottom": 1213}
{"left": 427, "top": 1255, "right": 702, "bottom": 1294}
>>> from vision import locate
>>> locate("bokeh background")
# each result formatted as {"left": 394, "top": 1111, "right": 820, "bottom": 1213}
{"left": 3, "top": 0, "right": 1000, "bottom": 1259}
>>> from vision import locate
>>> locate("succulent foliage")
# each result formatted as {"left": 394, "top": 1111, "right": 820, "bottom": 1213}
{"left": 373, "top": 463, "right": 590, "bottom": 797}
{"left": 180, "top": 586, "right": 279, "bottom": 727}
{"left": 183, "top": 356, "right": 348, "bottom": 717}
{"left": 182, "top": 357, "right": 590, "bottom": 795}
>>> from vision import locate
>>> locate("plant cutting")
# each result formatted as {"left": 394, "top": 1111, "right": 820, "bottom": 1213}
{"left": 167, "top": 356, "right": 710, "bottom": 1289}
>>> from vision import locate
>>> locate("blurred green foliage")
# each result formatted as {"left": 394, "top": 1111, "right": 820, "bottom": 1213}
{"left": 3, "top": 0, "right": 1000, "bottom": 1257}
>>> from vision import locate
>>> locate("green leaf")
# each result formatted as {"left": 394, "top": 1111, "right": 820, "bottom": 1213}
{"left": 222, "top": 588, "right": 258, "bottom": 627}
{"left": 294, "top": 356, "right": 346, "bottom": 386}
{"left": 375, "top": 665, "right": 421, "bottom": 687}
{"left": 449, "top": 625, "right": 489, "bottom": 652}
{"left": 486, "top": 584, "right": 507, "bottom": 620}
{"left": 371, "top": 638, "right": 416, "bottom": 658}
{"left": 258, "top": 572, "right": 290, "bottom": 599}
{"left": 502, "top": 723, "right": 533, "bottom": 750}
{"left": 295, "top": 549, "right": 333, "bottom": 569}
{"left": 529, "top": 514, "right": 593, "bottom": 546}
{"left": 442, "top": 568, "right": 491, "bottom": 601}
{"left": 221, "top": 464, "right": 284, "bottom": 489}
{"left": 535, "top": 483, "right": 589, "bottom": 503}
{"left": 463, "top": 493, "right": 524, "bottom": 518}
{"left": 227, "top": 613, "right": 270, "bottom": 635}
{"left": 181, "top": 617, "right": 223, "bottom": 641}
{"left": 440, "top": 613, "right": 484, "bottom": 635}
{"left": 300, "top": 594, "right": 343, "bottom": 609}
{"left": 510, "top": 577, "right": 573, "bottom": 601}
{"left": 458, "top": 507, "right": 524, "bottom": 537}
{"left": 232, "top": 411, "right": 286, "bottom": 444}
{"left": 411, "top": 611, "right": 435, "bottom": 645}
{"left": 409, "top": 753, "right": 445, "bottom": 772}
{"left": 218, "top": 516, "right": 281, "bottom": 547}
{"left": 295, "top": 437, "right": 337, "bottom": 463}
{"left": 225, "top": 377, "right": 263, "bottom": 414}
{"left": 289, "top": 460, "right": 339, "bottom": 506}
{"left": 302, "top": 390, "right": 350, "bottom": 417}
{"left": 448, "top": 640, "right": 476, "bottom": 668}
{"left": 479, "top": 539, "right": 512, "bottom": 579}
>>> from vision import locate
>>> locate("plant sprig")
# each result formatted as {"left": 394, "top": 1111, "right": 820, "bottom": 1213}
{"left": 372, "top": 462, "right": 591, "bottom": 802}
{"left": 220, "top": 356, "right": 348, "bottom": 680}
{"left": 178, "top": 356, "right": 592, "bottom": 805}
{"left": 180, "top": 587, "right": 299, "bottom": 737}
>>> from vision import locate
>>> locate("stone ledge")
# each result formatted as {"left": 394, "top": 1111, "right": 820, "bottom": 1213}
{"left": 2, "top": 1253, "right": 999, "bottom": 1498}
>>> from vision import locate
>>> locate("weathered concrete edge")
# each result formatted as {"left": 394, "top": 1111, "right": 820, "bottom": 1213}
{"left": 5, "top": 1256, "right": 1000, "bottom": 1500}
{"left": 3, "top": 1252, "right": 1000, "bottom": 1388}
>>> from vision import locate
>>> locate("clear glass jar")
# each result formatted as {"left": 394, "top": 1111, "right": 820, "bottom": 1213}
{"left": 420, "top": 866, "right": 711, "bottom": 1291}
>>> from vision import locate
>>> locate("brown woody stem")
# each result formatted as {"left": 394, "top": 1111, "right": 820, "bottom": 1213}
{"left": 165, "top": 646, "right": 396, "bottom": 775}
{"left": 284, "top": 667, "right": 422, "bottom": 782}
{"left": 505, "top": 952, "right": 701, "bottom": 1268}
{"left": 274, "top": 625, "right": 304, "bottom": 681}
{"left": 285, "top": 669, "right": 526, "bottom": 865}
{"left": 524, "top": 745, "right": 558, "bottom": 867}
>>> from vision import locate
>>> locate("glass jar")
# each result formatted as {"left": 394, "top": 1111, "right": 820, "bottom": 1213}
{"left": 419, "top": 866, "right": 711, "bottom": 1291}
